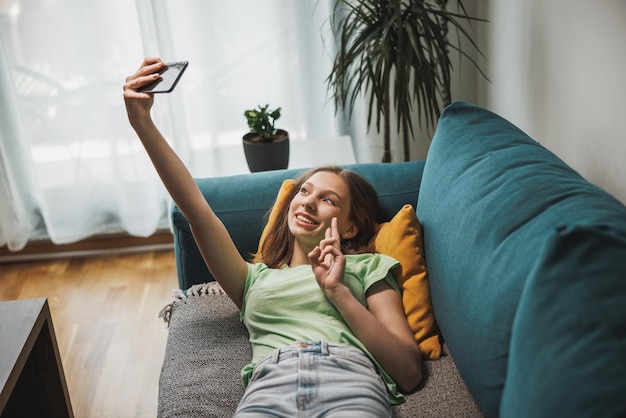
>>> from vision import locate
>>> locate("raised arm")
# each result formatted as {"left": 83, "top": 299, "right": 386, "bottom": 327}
{"left": 123, "top": 58, "right": 248, "bottom": 308}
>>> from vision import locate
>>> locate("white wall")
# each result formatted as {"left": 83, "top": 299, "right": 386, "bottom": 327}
{"left": 341, "top": 0, "right": 626, "bottom": 209}
{"left": 483, "top": 0, "right": 626, "bottom": 205}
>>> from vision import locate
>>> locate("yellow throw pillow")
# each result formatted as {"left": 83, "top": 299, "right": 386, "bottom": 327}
{"left": 374, "top": 204, "right": 441, "bottom": 360}
{"left": 255, "top": 181, "right": 441, "bottom": 359}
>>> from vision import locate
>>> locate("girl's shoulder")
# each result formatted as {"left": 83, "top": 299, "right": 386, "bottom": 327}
{"left": 345, "top": 252, "right": 399, "bottom": 267}
{"left": 345, "top": 253, "right": 399, "bottom": 278}
{"left": 344, "top": 253, "right": 401, "bottom": 294}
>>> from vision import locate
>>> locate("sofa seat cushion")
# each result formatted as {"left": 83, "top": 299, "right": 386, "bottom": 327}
{"left": 157, "top": 284, "right": 482, "bottom": 417}
{"left": 417, "top": 101, "right": 626, "bottom": 416}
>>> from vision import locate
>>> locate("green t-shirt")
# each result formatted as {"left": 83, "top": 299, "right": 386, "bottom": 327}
{"left": 240, "top": 253, "right": 404, "bottom": 404}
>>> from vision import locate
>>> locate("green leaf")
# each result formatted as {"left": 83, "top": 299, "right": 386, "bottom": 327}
{"left": 326, "top": 0, "right": 486, "bottom": 161}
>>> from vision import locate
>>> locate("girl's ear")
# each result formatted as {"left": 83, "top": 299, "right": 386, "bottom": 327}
{"left": 342, "top": 223, "right": 359, "bottom": 240}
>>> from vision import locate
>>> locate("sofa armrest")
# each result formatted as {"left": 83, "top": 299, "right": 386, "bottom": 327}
{"left": 418, "top": 101, "right": 626, "bottom": 417}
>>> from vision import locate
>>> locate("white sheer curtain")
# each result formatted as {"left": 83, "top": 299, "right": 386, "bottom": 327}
{"left": 0, "top": 0, "right": 339, "bottom": 251}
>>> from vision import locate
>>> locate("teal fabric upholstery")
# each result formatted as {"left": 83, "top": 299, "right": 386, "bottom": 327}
{"left": 503, "top": 226, "right": 626, "bottom": 417}
{"left": 171, "top": 161, "right": 424, "bottom": 290}
{"left": 417, "top": 101, "right": 626, "bottom": 417}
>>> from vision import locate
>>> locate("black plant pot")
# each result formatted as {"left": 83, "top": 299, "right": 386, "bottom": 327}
{"left": 242, "top": 129, "right": 289, "bottom": 172}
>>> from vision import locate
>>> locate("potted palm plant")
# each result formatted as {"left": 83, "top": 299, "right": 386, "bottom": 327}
{"left": 327, "top": 0, "right": 485, "bottom": 162}
{"left": 242, "top": 104, "right": 289, "bottom": 172}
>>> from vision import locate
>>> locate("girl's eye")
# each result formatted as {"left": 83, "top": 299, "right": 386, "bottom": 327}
{"left": 299, "top": 187, "right": 309, "bottom": 194}
{"left": 323, "top": 198, "right": 336, "bottom": 205}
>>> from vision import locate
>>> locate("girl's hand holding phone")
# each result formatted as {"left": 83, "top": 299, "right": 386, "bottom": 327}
{"left": 123, "top": 58, "right": 188, "bottom": 126}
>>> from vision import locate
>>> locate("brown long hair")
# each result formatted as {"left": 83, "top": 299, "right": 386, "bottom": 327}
{"left": 256, "top": 166, "right": 379, "bottom": 268}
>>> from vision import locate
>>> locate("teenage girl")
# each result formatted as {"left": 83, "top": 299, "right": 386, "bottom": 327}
{"left": 123, "top": 57, "right": 422, "bottom": 417}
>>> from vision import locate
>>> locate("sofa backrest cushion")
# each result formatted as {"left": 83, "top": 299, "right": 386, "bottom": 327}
{"left": 172, "top": 161, "right": 424, "bottom": 290}
{"left": 417, "top": 101, "right": 626, "bottom": 417}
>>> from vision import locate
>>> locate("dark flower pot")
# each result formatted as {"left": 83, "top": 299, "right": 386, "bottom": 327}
{"left": 242, "top": 129, "right": 289, "bottom": 172}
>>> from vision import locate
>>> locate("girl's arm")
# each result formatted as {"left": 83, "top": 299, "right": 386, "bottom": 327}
{"left": 123, "top": 58, "right": 248, "bottom": 309}
{"left": 309, "top": 218, "right": 422, "bottom": 393}
{"left": 357, "top": 282, "right": 423, "bottom": 393}
{"left": 326, "top": 279, "right": 422, "bottom": 393}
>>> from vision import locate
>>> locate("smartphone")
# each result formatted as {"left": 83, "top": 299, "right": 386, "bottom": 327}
{"left": 138, "top": 61, "right": 188, "bottom": 93}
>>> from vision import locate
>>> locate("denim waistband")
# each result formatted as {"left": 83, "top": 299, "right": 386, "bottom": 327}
{"left": 241, "top": 341, "right": 392, "bottom": 417}
{"left": 261, "top": 341, "right": 375, "bottom": 368}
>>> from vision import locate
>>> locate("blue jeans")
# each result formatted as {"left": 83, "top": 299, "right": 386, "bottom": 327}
{"left": 234, "top": 341, "right": 392, "bottom": 418}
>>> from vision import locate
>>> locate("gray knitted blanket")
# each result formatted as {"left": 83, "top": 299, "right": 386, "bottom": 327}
{"left": 158, "top": 283, "right": 482, "bottom": 417}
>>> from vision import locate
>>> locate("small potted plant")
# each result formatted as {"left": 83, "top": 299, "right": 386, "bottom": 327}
{"left": 242, "top": 104, "right": 289, "bottom": 172}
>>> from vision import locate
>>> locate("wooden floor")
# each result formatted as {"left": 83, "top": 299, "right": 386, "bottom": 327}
{"left": 0, "top": 250, "right": 178, "bottom": 418}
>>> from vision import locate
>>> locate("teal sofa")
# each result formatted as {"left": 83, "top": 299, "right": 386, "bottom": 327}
{"left": 160, "top": 101, "right": 626, "bottom": 417}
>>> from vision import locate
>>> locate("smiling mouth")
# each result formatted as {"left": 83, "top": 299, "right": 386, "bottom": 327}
{"left": 296, "top": 214, "right": 319, "bottom": 225}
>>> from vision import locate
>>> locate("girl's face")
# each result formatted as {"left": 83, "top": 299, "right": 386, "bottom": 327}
{"left": 287, "top": 171, "right": 357, "bottom": 249}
